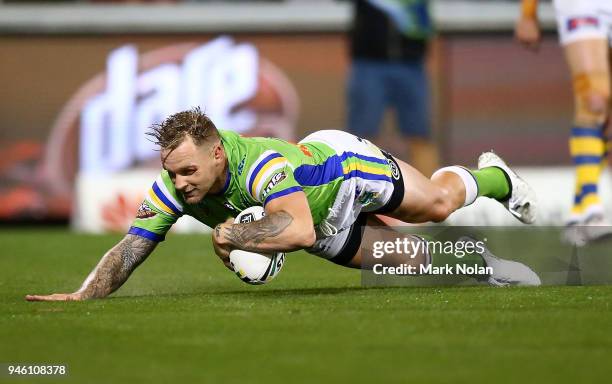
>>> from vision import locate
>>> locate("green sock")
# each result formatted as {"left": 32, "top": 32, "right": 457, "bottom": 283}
{"left": 470, "top": 167, "right": 510, "bottom": 200}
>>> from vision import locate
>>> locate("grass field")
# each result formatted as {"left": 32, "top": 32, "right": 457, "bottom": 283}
{"left": 1, "top": 229, "right": 611, "bottom": 384}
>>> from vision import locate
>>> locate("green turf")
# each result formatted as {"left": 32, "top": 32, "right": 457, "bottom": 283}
{"left": 1, "top": 230, "right": 611, "bottom": 384}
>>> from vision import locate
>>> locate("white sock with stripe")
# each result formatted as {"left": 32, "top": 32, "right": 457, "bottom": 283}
{"left": 431, "top": 166, "right": 478, "bottom": 207}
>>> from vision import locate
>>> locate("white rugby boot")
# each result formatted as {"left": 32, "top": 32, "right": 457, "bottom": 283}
{"left": 563, "top": 213, "right": 612, "bottom": 247}
{"left": 459, "top": 237, "right": 542, "bottom": 287}
{"left": 478, "top": 151, "right": 537, "bottom": 224}
{"left": 562, "top": 221, "right": 588, "bottom": 247}
{"left": 582, "top": 214, "right": 612, "bottom": 242}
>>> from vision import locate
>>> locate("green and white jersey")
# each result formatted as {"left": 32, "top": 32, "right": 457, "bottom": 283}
{"left": 129, "top": 129, "right": 395, "bottom": 243}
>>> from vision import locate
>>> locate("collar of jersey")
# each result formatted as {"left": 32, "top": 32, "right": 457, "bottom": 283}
{"left": 220, "top": 166, "right": 231, "bottom": 195}
{"left": 208, "top": 165, "right": 231, "bottom": 197}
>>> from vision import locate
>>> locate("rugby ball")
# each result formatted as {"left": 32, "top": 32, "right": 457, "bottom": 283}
{"left": 229, "top": 206, "right": 286, "bottom": 285}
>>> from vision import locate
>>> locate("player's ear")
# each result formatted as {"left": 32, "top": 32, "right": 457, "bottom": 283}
{"left": 212, "top": 141, "right": 224, "bottom": 160}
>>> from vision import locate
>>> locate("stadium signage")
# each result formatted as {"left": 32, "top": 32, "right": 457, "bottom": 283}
{"left": 66, "top": 37, "right": 298, "bottom": 233}
{"left": 80, "top": 38, "right": 258, "bottom": 173}
{"left": 48, "top": 36, "right": 298, "bottom": 195}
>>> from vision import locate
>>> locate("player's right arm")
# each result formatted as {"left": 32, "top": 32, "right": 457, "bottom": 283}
{"left": 515, "top": 0, "right": 541, "bottom": 50}
{"left": 25, "top": 234, "right": 157, "bottom": 301}
{"left": 26, "top": 172, "right": 181, "bottom": 302}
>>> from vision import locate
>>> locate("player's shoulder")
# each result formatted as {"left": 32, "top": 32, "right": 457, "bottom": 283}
{"left": 241, "top": 146, "right": 291, "bottom": 199}
{"left": 219, "top": 129, "right": 241, "bottom": 145}
{"left": 221, "top": 130, "right": 281, "bottom": 163}
{"left": 220, "top": 130, "right": 290, "bottom": 168}
{"left": 228, "top": 134, "right": 300, "bottom": 203}
{"left": 143, "top": 170, "right": 185, "bottom": 217}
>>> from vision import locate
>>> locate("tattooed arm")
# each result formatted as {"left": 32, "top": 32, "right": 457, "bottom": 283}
{"left": 213, "top": 192, "right": 316, "bottom": 258}
{"left": 25, "top": 234, "right": 157, "bottom": 301}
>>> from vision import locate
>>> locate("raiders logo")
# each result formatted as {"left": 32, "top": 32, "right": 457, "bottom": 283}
{"left": 298, "top": 144, "right": 313, "bottom": 157}
{"left": 136, "top": 202, "right": 156, "bottom": 219}
{"left": 388, "top": 159, "right": 401, "bottom": 181}
{"left": 237, "top": 156, "right": 246, "bottom": 175}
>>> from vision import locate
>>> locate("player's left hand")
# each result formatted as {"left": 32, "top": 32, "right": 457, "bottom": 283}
{"left": 515, "top": 17, "right": 541, "bottom": 50}
{"left": 25, "top": 292, "right": 84, "bottom": 302}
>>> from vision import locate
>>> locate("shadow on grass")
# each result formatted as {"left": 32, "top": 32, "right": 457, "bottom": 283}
{"left": 117, "top": 284, "right": 490, "bottom": 300}
{"left": 113, "top": 286, "right": 369, "bottom": 300}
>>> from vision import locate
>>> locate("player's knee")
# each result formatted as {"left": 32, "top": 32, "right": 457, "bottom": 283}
{"left": 301, "top": 229, "right": 317, "bottom": 249}
{"left": 574, "top": 73, "right": 610, "bottom": 125}
{"left": 576, "top": 92, "right": 609, "bottom": 126}
{"left": 429, "top": 194, "right": 454, "bottom": 223}
{"left": 430, "top": 204, "right": 452, "bottom": 223}
{"left": 586, "top": 91, "right": 609, "bottom": 115}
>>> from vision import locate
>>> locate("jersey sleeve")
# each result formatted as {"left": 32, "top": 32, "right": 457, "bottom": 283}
{"left": 244, "top": 150, "right": 303, "bottom": 206}
{"left": 128, "top": 172, "right": 184, "bottom": 242}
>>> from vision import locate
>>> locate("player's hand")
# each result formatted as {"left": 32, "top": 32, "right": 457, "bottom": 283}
{"left": 212, "top": 218, "right": 234, "bottom": 260}
{"left": 515, "top": 17, "right": 541, "bottom": 50}
{"left": 25, "top": 292, "right": 84, "bottom": 302}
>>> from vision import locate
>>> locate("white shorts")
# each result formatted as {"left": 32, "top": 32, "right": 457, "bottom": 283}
{"left": 554, "top": 0, "right": 612, "bottom": 46}
{"left": 298, "top": 130, "right": 404, "bottom": 261}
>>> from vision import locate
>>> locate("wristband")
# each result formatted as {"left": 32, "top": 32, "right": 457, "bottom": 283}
{"left": 521, "top": 0, "right": 537, "bottom": 19}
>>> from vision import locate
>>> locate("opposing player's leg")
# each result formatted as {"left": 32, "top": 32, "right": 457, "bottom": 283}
{"left": 382, "top": 153, "right": 536, "bottom": 224}
{"left": 553, "top": 0, "right": 612, "bottom": 243}
{"left": 324, "top": 215, "right": 540, "bottom": 286}
{"left": 565, "top": 39, "right": 609, "bottom": 219}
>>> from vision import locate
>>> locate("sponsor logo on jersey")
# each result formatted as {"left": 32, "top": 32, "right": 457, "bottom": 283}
{"left": 567, "top": 16, "right": 599, "bottom": 32}
{"left": 358, "top": 191, "right": 380, "bottom": 207}
{"left": 261, "top": 172, "right": 287, "bottom": 197}
{"left": 237, "top": 156, "right": 246, "bottom": 175}
{"left": 388, "top": 159, "right": 401, "bottom": 180}
{"left": 136, "top": 202, "right": 156, "bottom": 219}
{"left": 298, "top": 144, "right": 313, "bottom": 157}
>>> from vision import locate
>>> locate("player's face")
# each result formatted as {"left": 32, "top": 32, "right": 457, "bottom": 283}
{"left": 161, "top": 136, "right": 225, "bottom": 204}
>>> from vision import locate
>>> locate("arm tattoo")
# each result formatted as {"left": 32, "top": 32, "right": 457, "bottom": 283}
{"left": 77, "top": 234, "right": 157, "bottom": 299}
{"left": 223, "top": 211, "right": 293, "bottom": 251}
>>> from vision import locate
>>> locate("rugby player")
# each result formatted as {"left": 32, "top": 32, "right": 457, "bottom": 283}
{"left": 516, "top": 0, "right": 612, "bottom": 245}
{"left": 26, "top": 108, "right": 539, "bottom": 301}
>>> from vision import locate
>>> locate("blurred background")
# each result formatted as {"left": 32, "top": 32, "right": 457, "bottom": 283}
{"left": 0, "top": 0, "right": 610, "bottom": 231}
